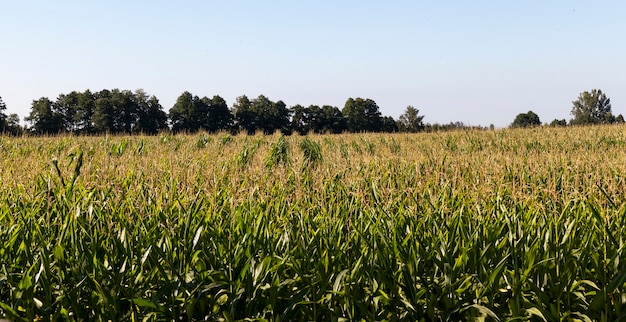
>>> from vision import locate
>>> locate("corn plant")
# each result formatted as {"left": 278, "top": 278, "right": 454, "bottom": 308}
{"left": 1, "top": 127, "right": 626, "bottom": 320}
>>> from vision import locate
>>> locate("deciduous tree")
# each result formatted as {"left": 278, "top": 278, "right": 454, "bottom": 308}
{"left": 511, "top": 110, "right": 541, "bottom": 128}
{"left": 549, "top": 119, "right": 567, "bottom": 127}
{"left": 342, "top": 98, "right": 383, "bottom": 132}
{"left": 320, "top": 105, "right": 346, "bottom": 134}
{"left": 233, "top": 95, "right": 290, "bottom": 134}
{"left": 250, "top": 95, "right": 290, "bottom": 134}
{"left": 290, "top": 104, "right": 309, "bottom": 135}
{"left": 5, "top": 114, "right": 22, "bottom": 135}
{"left": 382, "top": 116, "right": 398, "bottom": 132}
{"left": 232, "top": 95, "right": 256, "bottom": 134}
{"left": 397, "top": 105, "right": 425, "bottom": 132}
{"left": 206, "top": 95, "right": 232, "bottom": 133}
{"left": 570, "top": 89, "right": 614, "bottom": 125}
{"left": 290, "top": 104, "right": 346, "bottom": 134}
{"left": 169, "top": 91, "right": 231, "bottom": 133}
{"left": 169, "top": 91, "right": 196, "bottom": 132}
{"left": 92, "top": 89, "right": 117, "bottom": 132}
{"left": 26, "top": 97, "right": 63, "bottom": 134}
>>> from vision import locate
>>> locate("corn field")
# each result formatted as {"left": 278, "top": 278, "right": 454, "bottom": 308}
{"left": 1, "top": 126, "right": 626, "bottom": 321}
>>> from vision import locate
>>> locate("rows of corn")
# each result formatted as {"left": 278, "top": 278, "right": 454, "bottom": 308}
{"left": 1, "top": 126, "right": 626, "bottom": 321}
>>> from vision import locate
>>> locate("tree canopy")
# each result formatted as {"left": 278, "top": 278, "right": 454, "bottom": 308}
{"left": 290, "top": 104, "right": 346, "bottom": 134}
{"left": 24, "top": 89, "right": 168, "bottom": 134}
{"left": 511, "top": 110, "right": 541, "bottom": 128}
{"left": 231, "top": 95, "right": 291, "bottom": 135}
{"left": 342, "top": 98, "right": 383, "bottom": 132}
{"left": 169, "top": 92, "right": 231, "bottom": 133}
{"left": 397, "top": 106, "right": 425, "bottom": 132}
{"left": 549, "top": 119, "right": 567, "bottom": 127}
{"left": 25, "top": 97, "right": 63, "bottom": 134}
{"left": 0, "top": 96, "right": 7, "bottom": 132}
{"left": 570, "top": 89, "right": 615, "bottom": 125}
{"left": 16, "top": 86, "right": 626, "bottom": 136}
{"left": 0, "top": 97, "right": 22, "bottom": 135}
{"left": 250, "top": 95, "right": 290, "bottom": 135}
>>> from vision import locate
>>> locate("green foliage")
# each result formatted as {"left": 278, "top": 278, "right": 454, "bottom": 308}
{"left": 265, "top": 135, "right": 290, "bottom": 168}
{"left": 550, "top": 118, "right": 567, "bottom": 127}
{"left": 570, "top": 89, "right": 615, "bottom": 125}
{"left": 25, "top": 97, "right": 63, "bottom": 134}
{"left": 3, "top": 129, "right": 626, "bottom": 320}
{"left": 298, "top": 137, "right": 322, "bottom": 170}
{"left": 342, "top": 97, "right": 383, "bottom": 132}
{"left": 321, "top": 105, "right": 348, "bottom": 133}
{"left": 397, "top": 105, "right": 425, "bottom": 132}
{"left": 25, "top": 89, "right": 168, "bottom": 134}
{"left": 0, "top": 96, "right": 6, "bottom": 132}
{"left": 21, "top": 90, "right": 414, "bottom": 135}
{"left": 253, "top": 95, "right": 290, "bottom": 135}
{"left": 231, "top": 95, "right": 255, "bottom": 134}
{"left": 233, "top": 95, "right": 291, "bottom": 135}
{"left": 133, "top": 89, "right": 169, "bottom": 134}
{"left": 207, "top": 95, "right": 233, "bottom": 132}
{"left": 0, "top": 97, "right": 22, "bottom": 135}
{"left": 381, "top": 115, "right": 398, "bottom": 132}
{"left": 511, "top": 110, "right": 541, "bottom": 128}
{"left": 236, "top": 138, "right": 261, "bottom": 168}
{"left": 195, "top": 133, "right": 212, "bottom": 149}
{"left": 54, "top": 90, "right": 96, "bottom": 133}
{"left": 169, "top": 91, "right": 195, "bottom": 132}
{"left": 169, "top": 91, "right": 232, "bottom": 133}
{"left": 219, "top": 134, "right": 233, "bottom": 147}
{"left": 291, "top": 104, "right": 346, "bottom": 134}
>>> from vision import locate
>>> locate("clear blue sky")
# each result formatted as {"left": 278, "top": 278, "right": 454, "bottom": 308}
{"left": 2, "top": 1, "right": 625, "bottom": 127}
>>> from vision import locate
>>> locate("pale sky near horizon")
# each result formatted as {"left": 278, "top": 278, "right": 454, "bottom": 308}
{"left": 1, "top": 1, "right": 625, "bottom": 127}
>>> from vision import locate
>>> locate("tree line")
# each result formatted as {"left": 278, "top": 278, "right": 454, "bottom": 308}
{"left": 1, "top": 89, "right": 430, "bottom": 135}
{"left": 0, "top": 96, "right": 22, "bottom": 135}
{"left": 511, "top": 89, "right": 623, "bottom": 128}
{"left": 2, "top": 88, "right": 619, "bottom": 135}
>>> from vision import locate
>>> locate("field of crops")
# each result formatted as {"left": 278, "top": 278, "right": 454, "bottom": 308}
{"left": 2, "top": 126, "right": 626, "bottom": 321}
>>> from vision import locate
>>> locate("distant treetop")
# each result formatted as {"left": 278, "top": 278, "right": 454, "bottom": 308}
{"left": 511, "top": 110, "right": 541, "bottom": 128}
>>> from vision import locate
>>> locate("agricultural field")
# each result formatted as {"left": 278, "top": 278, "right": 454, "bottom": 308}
{"left": 1, "top": 126, "right": 626, "bottom": 321}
